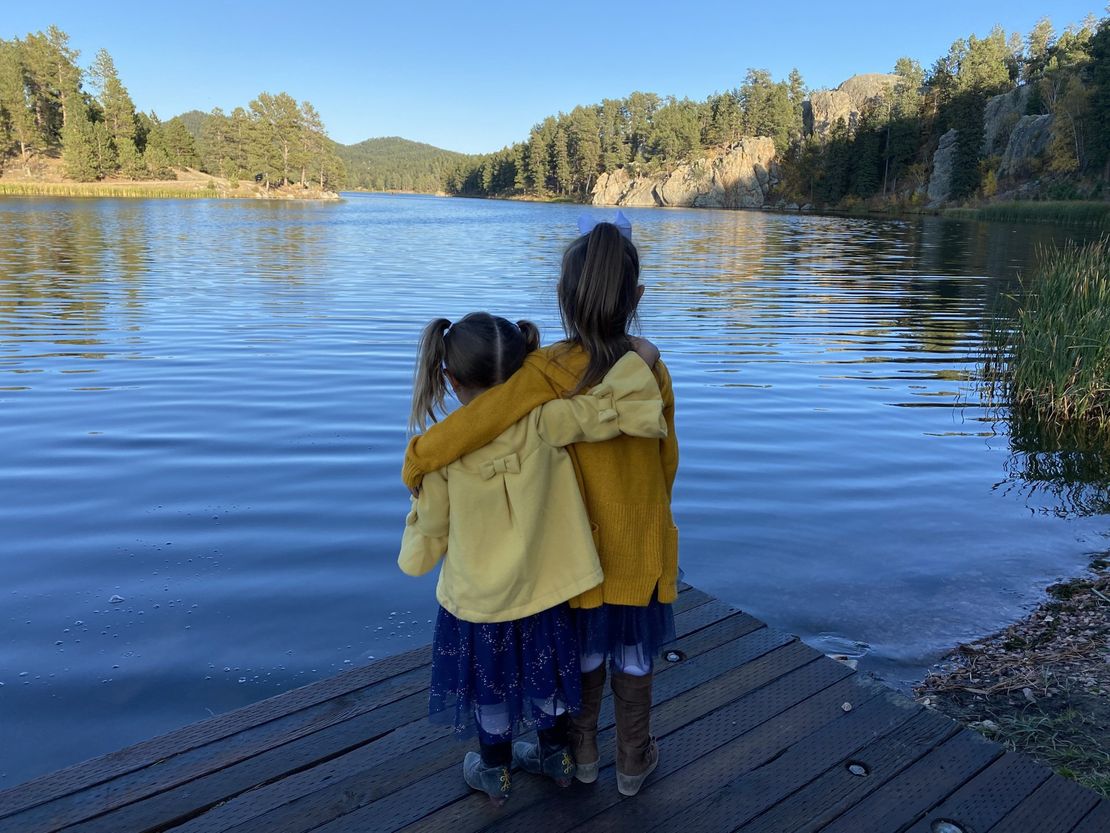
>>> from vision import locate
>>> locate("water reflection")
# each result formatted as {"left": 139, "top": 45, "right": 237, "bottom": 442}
{"left": 994, "top": 414, "right": 1110, "bottom": 518}
{"left": 0, "top": 194, "right": 1107, "bottom": 787}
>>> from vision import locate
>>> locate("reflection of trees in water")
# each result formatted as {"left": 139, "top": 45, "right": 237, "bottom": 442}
{"left": 0, "top": 206, "right": 115, "bottom": 345}
{"left": 641, "top": 213, "right": 1042, "bottom": 356}
{"left": 994, "top": 412, "right": 1110, "bottom": 518}
{"left": 240, "top": 205, "right": 330, "bottom": 282}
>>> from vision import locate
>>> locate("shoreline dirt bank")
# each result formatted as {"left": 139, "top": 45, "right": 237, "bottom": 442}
{"left": 914, "top": 557, "right": 1110, "bottom": 797}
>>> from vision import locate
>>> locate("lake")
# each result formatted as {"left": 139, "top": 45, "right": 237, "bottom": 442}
{"left": 1, "top": 193, "right": 1106, "bottom": 785}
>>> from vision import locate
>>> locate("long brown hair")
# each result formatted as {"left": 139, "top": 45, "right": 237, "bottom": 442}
{"left": 409, "top": 312, "right": 540, "bottom": 432}
{"left": 558, "top": 222, "right": 641, "bottom": 394}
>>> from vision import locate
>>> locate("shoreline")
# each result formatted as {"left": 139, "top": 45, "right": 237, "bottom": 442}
{"left": 914, "top": 555, "right": 1110, "bottom": 798}
{"left": 438, "top": 190, "right": 1110, "bottom": 229}
{"left": 0, "top": 182, "right": 340, "bottom": 201}
{"left": 0, "top": 166, "right": 340, "bottom": 202}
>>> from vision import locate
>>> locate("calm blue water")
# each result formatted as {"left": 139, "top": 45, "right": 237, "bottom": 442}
{"left": 0, "top": 193, "right": 1106, "bottom": 785}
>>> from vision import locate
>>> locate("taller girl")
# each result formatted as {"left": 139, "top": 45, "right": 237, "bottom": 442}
{"left": 403, "top": 221, "right": 678, "bottom": 797}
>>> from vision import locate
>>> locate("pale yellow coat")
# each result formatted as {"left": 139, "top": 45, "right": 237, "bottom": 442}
{"left": 398, "top": 353, "right": 666, "bottom": 623}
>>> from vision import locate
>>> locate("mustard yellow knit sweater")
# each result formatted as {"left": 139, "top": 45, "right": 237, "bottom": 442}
{"left": 403, "top": 344, "right": 679, "bottom": 608}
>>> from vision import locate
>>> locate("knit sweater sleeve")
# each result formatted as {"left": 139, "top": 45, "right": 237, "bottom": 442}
{"left": 401, "top": 359, "right": 557, "bottom": 490}
{"left": 535, "top": 352, "right": 666, "bottom": 447}
{"left": 656, "top": 360, "right": 679, "bottom": 499}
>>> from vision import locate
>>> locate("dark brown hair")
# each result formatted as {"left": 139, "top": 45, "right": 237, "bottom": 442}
{"left": 409, "top": 312, "right": 540, "bottom": 431}
{"left": 558, "top": 222, "right": 641, "bottom": 394}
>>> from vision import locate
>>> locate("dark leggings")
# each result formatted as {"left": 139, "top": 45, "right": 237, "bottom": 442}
{"left": 479, "top": 713, "right": 570, "bottom": 767}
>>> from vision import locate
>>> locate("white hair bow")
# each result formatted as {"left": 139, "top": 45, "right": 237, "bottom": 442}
{"left": 577, "top": 210, "right": 632, "bottom": 241}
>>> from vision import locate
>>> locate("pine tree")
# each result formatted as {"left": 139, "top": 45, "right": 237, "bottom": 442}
{"left": 705, "top": 91, "right": 742, "bottom": 146}
{"left": 44, "top": 26, "right": 80, "bottom": 129}
{"left": 625, "top": 92, "right": 659, "bottom": 161}
{"left": 90, "top": 49, "right": 138, "bottom": 176}
{"left": 1025, "top": 18, "right": 1056, "bottom": 79}
{"left": 552, "top": 125, "right": 571, "bottom": 194}
{"left": 141, "top": 113, "right": 175, "bottom": 178}
{"left": 1087, "top": 19, "right": 1110, "bottom": 178}
{"left": 162, "top": 117, "right": 198, "bottom": 168}
{"left": 599, "top": 98, "right": 630, "bottom": 171}
{"left": 90, "top": 50, "right": 134, "bottom": 139}
{"left": 248, "top": 92, "right": 302, "bottom": 186}
{"left": 61, "top": 112, "right": 101, "bottom": 180}
{"left": 0, "top": 40, "right": 39, "bottom": 171}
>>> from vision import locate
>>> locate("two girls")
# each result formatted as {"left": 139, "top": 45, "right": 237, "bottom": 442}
{"left": 399, "top": 306, "right": 669, "bottom": 804}
{"left": 401, "top": 220, "right": 679, "bottom": 801}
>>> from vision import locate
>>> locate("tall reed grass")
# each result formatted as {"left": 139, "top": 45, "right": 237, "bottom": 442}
{"left": 0, "top": 182, "right": 248, "bottom": 199}
{"left": 947, "top": 201, "right": 1110, "bottom": 229}
{"left": 982, "top": 236, "right": 1110, "bottom": 433}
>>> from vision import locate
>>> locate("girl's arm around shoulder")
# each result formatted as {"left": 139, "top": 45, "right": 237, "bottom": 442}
{"left": 398, "top": 467, "right": 449, "bottom": 576}
{"left": 402, "top": 359, "right": 555, "bottom": 491}
{"left": 535, "top": 351, "right": 667, "bottom": 448}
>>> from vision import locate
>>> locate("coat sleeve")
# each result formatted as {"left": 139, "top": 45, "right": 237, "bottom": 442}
{"left": 402, "top": 360, "right": 556, "bottom": 490}
{"left": 397, "top": 467, "right": 450, "bottom": 576}
{"left": 535, "top": 352, "right": 667, "bottom": 448}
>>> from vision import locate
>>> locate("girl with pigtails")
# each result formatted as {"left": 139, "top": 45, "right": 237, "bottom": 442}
{"left": 399, "top": 310, "right": 667, "bottom": 805}
{"left": 403, "top": 218, "right": 679, "bottom": 800}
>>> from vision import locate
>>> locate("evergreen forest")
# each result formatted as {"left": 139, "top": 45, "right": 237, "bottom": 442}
{"left": 443, "top": 11, "right": 1110, "bottom": 207}
{"left": 2, "top": 14, "right": 1109, "bottom": 207}
{"left": 0, "top": 26, "right": 344, "bottom": 190}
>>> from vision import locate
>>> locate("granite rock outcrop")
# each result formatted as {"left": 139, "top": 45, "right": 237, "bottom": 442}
{"left": 591, "top": 138, "right": 778, "bottom": 208}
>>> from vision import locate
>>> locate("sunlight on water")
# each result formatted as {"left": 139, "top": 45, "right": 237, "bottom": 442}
{"left": 0, "top": 193, "right": 1106, "bottom": 783}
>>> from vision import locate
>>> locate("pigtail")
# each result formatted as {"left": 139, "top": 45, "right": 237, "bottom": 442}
{"left": 409, "top": 318, "right": 451, "bottom": 433}
{"left": 516, "top": 320, "right": 540, "bottom": 353}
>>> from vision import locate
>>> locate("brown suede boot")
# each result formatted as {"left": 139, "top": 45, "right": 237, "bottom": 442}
{"left": 567, "top": 664, "right": 606, "bottom": 783}
{"left": 611, "top": 670, "right": 659, "bottom": 796}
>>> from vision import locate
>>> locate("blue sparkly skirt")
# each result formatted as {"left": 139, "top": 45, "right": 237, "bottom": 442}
{"left": 429, "top": 604, "right": 582, "bottom": 743}
{"left": 576, "top": 595, "right": 676, "bottom": 674}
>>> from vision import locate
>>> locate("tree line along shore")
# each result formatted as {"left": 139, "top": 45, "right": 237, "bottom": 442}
{"left": 6, "top": 13, "right": 1110, "bottom": 211}
{"left": 0, "top": 26, "right": 344, "bottom": 197}
{"left": 442, "top": 12, "right": 1109, "bottom": 213}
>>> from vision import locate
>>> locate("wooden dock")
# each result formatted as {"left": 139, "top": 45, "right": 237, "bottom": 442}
{"left": 1, "top": 585, "right": 1107, "bottom": 833}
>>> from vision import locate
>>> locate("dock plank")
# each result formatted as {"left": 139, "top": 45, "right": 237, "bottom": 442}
{"left": 985, "top": 774, "right": 1102, "bottom": 833}
{"left": 901, "top": 752, "right": 1053, "bottom": 833}
{"left": 816, "top": 728, "right": 1002, "bottom": 833}
{"left": 1070, "top": 800, "right": 1110, "bottom": 833}
{"left": 647, "top": 695, "right": 955, "bottom": 833}
{"left": 165, "top": 609, "right": 767, "bottom": 833}
{"left": 736, "top": 705, "right": 965, "bottom": 833}
{"left": 0, "top": 585, "right": 1105, "bottom": 833}
{"left": 0, "top": 644, "right": 433, "bottom": 821}
{"left": 435, "top": 658, "right": 856, "bottom": 833}
{"left": 311, "top": 630, "right": 823, "bottom": 832}
{"left": 11, "top": 590, "right": 714, "bottom": 833}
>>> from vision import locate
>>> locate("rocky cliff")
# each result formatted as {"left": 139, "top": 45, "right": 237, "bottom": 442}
{"left": 925, "top": 83, "right": 1056, "bottom": 204}
{"left": 983, "top": 86, "right": 1031, "bottom": 155}
{"left": 927, "top": 129, "right": 959, "bottom": 206}
{"left": 591, "top": 138, "right": 778, "bottom": 208}
{"left": 803, "top": 74, "right": 899, "bottom": 137}
{"left": 999, "top": 113, "right": 1053, "bottom": 177}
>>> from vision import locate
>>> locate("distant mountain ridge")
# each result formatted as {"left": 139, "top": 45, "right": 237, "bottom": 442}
{"left": 169, "top": 113, "right": 467, "bottom": 192}
{"left": 332, "top": 137, "right": 469, "bottom": 192}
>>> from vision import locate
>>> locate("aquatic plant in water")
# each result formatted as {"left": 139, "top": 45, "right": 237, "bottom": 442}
{"left": 982, "top": 236, "right": 1110, "bottom": 433}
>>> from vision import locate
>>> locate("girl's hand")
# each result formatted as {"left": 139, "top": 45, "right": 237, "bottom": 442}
{"left": 630, "top": 336, "right": 660, "bottom": 367}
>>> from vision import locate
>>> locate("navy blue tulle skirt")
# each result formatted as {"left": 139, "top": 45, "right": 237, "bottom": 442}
{"left": 429, "top": 604, "right": 582, "bottom": 744}
{"left": 576, "top": 595, "right": 676, "bottom": 674}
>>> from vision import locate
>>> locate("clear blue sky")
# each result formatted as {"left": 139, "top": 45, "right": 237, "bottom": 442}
{"left": 5, "top": 1, "right": 1104, "bottom": 154}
